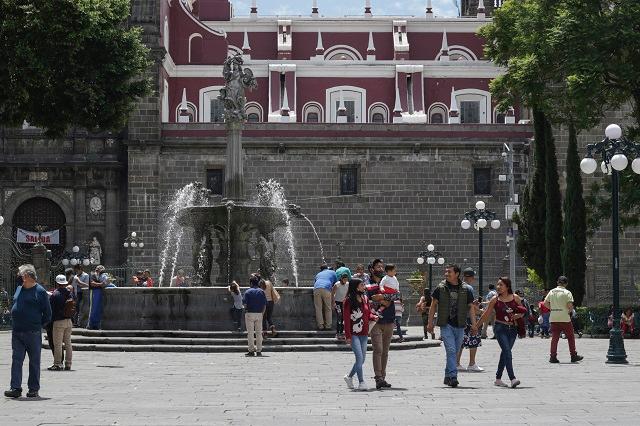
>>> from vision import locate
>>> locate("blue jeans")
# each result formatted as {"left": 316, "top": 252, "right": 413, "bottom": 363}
{"left": 541, "top": 313, "right": 550, "bottom": 336}
{"left": 440, "top": 324, "right": 465, "bottom": 378}
{"left": 88, "top": 288, "right": 103, "bottom": 329}
{"left": 348, "top": 335, "right": 368, "bottom": 383}
{"left": 11, "top": 330, "right": 42, "bottom": 391}
{"left": 494, "top": 322, "right": 518, "bottom": 380}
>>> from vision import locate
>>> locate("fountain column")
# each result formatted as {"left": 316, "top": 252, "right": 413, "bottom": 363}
{"left": 225, "top": 121, "right": 245, "bottom": 201}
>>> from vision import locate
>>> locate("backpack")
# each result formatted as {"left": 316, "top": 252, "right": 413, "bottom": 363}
{"left": 63, "top": 294, "right": 76, "bottom": 318}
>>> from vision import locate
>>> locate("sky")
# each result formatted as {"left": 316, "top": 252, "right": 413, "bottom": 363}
{"left": 231, "top": 1, "right": 461, "bottom": 18}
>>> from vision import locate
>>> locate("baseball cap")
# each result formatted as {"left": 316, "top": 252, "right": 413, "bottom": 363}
{"left": 462, "top": 267, "right": 476, "bottom": 277}
{"left": 55, "top": 274, "right": 68, "bottom": 285}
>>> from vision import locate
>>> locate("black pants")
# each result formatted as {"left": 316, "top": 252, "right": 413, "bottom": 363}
{"left": 46, "top": 323, "right": 56, "bottom": 359}
{"left": 230, "top": 307, "right": 243, "bottom": 330}
{"left": 335, "top": 302, "right": 344, "bottom": 334}
{"left": 263, "top": 301, "right": 275, "bottom": 329}
{"left": 73, "top": 292, "right": 84, "bottom": 326}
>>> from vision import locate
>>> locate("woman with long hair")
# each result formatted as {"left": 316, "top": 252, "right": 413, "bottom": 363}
{"left": 474, "top": 277, "right": 526, "bottom": 388}
{"left": 342, "top": 278, "right": 377, "bottom": 391}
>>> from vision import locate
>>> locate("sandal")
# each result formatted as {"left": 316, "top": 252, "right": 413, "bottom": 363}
{"left": 47, "top": 365, "right": 63, "bottom": 371}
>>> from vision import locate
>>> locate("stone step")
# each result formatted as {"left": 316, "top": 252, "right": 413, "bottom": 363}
{"left": 70, "top": 329, "right": 346, "bottom": 339}
{"left": 51, "top": 335, "right": 423, "bottom": 346}
{"left": 43, "top": 340, "right": 440, "bottom": 353}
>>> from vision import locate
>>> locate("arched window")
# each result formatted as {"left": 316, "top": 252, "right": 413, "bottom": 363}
{"left": 175, "top": 102, "right": 198, "bottom": 123}
{"left": 428, "top": 103, "right": 448, "bottom": 124}
{"left": 244, "top": 102, "right": 263, "bottom": 123}
{"left": 436, "top": 45, "right": 478, "bottom": 61}
{"left": 372, "top": 113, "right": 384, "bottom": 123}
{"left": 368, "top": 103, "right": 389, "bottom": 124}
{"left": 199, "top": 86, "right": 225, "bottom": 123}
{"left": 189, "top": 33, "right": 203, "bottom": 63}
{"left": 452, "top": 89, "right": 491, "bottom": 124}
{"left": 325, "top": 87, "right": 366, "bottom": 123}
{"left": 302, "top": 102, "right": 324, "bottom": 123}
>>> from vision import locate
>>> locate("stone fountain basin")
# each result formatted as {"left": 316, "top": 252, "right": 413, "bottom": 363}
{"left": 84, "top": 287, "right": 318, "bottom": 331}
{"left": 177, "top": 204, "right": 288, "bottom": 231}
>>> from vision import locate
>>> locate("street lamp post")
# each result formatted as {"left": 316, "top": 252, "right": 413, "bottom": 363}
{"left": 460, "top": 201, "right": 501, "bottom": 296}
{"left": 416, "top": 243, "right": 445, "bottom": 292}
{"left": 580, "top": 123, "right": 640, "bottom": 364}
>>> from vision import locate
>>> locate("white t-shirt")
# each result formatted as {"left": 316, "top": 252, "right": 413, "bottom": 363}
{"left": 380, "top": 275, "right": 400, "bottom": 292}
{"left": 333, "top": 281, "right": 349, "bottom": 303}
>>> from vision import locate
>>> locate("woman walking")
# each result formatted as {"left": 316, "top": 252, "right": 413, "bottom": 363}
{"left": 473, "top": 277, "right": 526, "bottom": 389}
{"left": 343, "top": 278, "right": 376, "bottom": 391}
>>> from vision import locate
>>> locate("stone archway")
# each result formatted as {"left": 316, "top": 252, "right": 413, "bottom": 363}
{"left": 11, "top": 197, "right": 67, "bottom": 260}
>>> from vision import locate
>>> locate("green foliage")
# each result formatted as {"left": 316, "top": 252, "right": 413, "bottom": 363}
{"left": 543, "top": 116, "right": 563, "bottom": 290}
{"left": 562, "top": 124, "right": 587, "bottom": 305}
{"left": 409, "top": 270, "right": 423, "bottom": 280}
{"left": 526, "top": 267, "right": 545, "bottom": 291}
{"left": 0, "top": 0, "right": 151, "bottom": 137}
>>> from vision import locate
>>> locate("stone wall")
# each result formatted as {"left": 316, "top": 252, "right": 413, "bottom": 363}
{"left": 126, "top": 123, "right": 531, "bottom": 297}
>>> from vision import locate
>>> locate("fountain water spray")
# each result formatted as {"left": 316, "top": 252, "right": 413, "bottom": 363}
{"left": 158, "top": 182, "right": 210, "bottom": 286}
{"left": 256, "top": 180, "right": 299, "bottom": 286}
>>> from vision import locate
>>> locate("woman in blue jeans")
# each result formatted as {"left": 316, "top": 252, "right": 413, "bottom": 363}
{"left": 474, "top": 277, "right": 526, "bottom": 389}
{"left": 342, "top": 278, "right": 376, "bottom": 391}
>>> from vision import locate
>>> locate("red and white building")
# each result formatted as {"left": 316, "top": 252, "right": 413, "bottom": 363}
{"left": 160, "top": 0, "right": 521, "bottom": 127}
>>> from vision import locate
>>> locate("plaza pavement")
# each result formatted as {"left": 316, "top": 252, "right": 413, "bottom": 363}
{"left": 1, "top": 327, "right": 639, "bottom": 425}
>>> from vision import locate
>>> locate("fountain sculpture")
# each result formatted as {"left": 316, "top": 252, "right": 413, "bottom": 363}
{"left": 177, "top": 55, "right": 302, "bottom": 285}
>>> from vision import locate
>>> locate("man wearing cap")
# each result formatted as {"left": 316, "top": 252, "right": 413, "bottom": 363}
{"left": 48, "top": 275, "right": 74, "bottom": 371}
{"left": 5, "top": 264, "right": 52, "bottom": 398}
{"left": 88, "top": 265, "right": 109, "bottom": 330}
{"left": 545, "top": 276, "right": 584, "bottom": 363}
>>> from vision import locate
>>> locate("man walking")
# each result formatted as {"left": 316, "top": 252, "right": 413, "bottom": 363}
{"left": 243, "top": 275, "right": 267, "bottom": 357}
{"left": 546, "top": 276, "right": 584, "bottom": 363}
{"left": 72, "top": 264, "right": 89, "bottom": 327}
{"left": 48, "top": 274, "right": 74, "bottom": 371}
{"left": 427, "top": 264, "right": 476, "bottom": 388}
{"left": 313, "top": 264, "right": 337, "bottom": 330}
{"left": 5, "top": 264, "right": 52, "bottom": 398}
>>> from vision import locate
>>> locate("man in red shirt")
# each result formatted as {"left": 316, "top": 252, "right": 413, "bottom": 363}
{"left": 143, "top": 270, "right": 154, "bottom": 287}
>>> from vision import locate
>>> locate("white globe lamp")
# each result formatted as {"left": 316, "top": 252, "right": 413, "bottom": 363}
{"left": 131, "top": 232, "right": 137, "bottom": 238}
{"left": 70, "top": 258, "right": 78, "bottom": 266}
{"left": 131, "top": 242, "right": 137, "bottom": 248}
{"left": 580, "top": 157, "right": 597, "bottom": 174}
{"left": 427, "top": 256, "right": 436, "bottom": 265}
{"left": 61, "top": 258, "right": 69, "bottom": 266}
{"left": 139, "top": 242, "right": 144, "bottom": 248}
{"left": 427, "top": 244, "right": 435, "bottom": 252}
{"left": 123, "top": 242, "right": 129, "bottom": 248}
{"left": 0, "top": 216, "right": 4, "bottom": 226}
{"left": 610, "top": 154, "right": 628, "bottom": 171}
{"left": 82, "top": 258, "right": 90, "bottom": 266}
{"left": 475, "top": 200, "right": 486, "bottom": 210}
{"left": 437, "top": 257, "right": 445, "bottom": 265}
{"left": 491, "top": 219, "right": 501, "bottom": 229}
{"left": 605, "top": 124, "right": 622, "bottom": 140}
{"left": 417, "top": 257, "right": 425, "bottom": 265}
{"left": 477, "top": 218, "right": 488, "bottom": 229}
{"left": 72, "top": 245, "right": 80, "bottom": 253}
{"left": 632, "top": 158, "right": 640, "bottom": 174}
{"left": 461, "top": 219, "right": 471, "bottom": 230}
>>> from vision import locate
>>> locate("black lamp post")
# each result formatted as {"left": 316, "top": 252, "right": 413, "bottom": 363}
{"left": 580, "top": 123, "right": 640, "bottom": 364}
{"left": 416, "top": 243, "right": 445, "bottom": 292}
{"left": 123, "top": 232, "right": 144, "bottom": 249}
{"left": 460, "top": 201, "right": 501, "bottom": 296}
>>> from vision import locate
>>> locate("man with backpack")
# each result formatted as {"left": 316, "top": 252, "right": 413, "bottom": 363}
{"left": 48, "top": 274, "right": 75, "bottom": 371}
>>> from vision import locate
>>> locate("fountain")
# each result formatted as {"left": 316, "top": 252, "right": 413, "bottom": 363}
{"left": 176, "top": 55, "right": 303, "bottom": 286}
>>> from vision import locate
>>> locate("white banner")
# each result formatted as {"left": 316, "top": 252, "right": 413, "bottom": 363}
{"left": 16, "top": 228, "right": 60, "bottom": 245}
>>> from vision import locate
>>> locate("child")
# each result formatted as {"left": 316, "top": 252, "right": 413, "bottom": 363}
{"left": 332, "top": 269, "right": 350, "bottom": 340}
{"left": 228, "top": 281, "right": 243, "bottom": 331}
{"left": 394, "top": 298, "right": 405, "bottom": 342}
{"left": 374, "top": 264, "right": 400, "bottom": 318}
{"left": 352, "top": 264, "right": 370, "bottom": 285}
{"left": 621, "top": 308, "right": 635, "bottom": 337}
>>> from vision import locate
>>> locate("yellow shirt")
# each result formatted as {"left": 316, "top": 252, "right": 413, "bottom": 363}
{"left": 544, "top": 286, "right": 574, "bottom": 323}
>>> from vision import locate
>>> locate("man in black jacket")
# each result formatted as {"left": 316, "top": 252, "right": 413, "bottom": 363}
{"left": 48, "top": 275, "right": 74, "bottom": 371}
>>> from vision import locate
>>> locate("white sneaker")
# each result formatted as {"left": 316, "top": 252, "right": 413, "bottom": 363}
{"left": 343, "top": 375, "right": 354, "bottom": 389}
{"left": 457, "top": 364, "right": 467, "bottom": 372}
{"left": 357, "top": 381, "right": 369, "bottom": 391}
{"left": 494, "top": 379, "right": 509, "bottom": 387}
{"left": 510, "top": 379, "right": 521, "bottom": 388}
{"left": 467, "top": 364, "right": 484, "bottom": 372}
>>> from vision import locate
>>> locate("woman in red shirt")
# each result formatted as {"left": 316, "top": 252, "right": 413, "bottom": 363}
{"left": 343, "top": 278, "right": 377, "bottom": 391}
{"left": 474, "top": 277, "right": 526, "bottom": 389}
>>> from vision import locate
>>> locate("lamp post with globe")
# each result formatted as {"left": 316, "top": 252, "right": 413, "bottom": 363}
{"left": 579, "top": 123, "right": 640, "bottom": 364}
{"left": 416, "top": 244, "right": 445, "bottom": 292}
{"left": 61, "top": 245, "right": 95, "bottom": 268}
{"left": 123, "top": 232, "right": 144, "bottom": 249}
{"left": 460, "top": 201, "right": 501, "bottom": 296}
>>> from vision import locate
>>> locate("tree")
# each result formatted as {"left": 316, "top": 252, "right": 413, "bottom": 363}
{"left": 0, "top": 0, "right": 151, "bottom": 137}
{"left": 544, "top": 116, "right": 563, "bottom": 289}
{"left": 562, "top": 123, "right": 587, "bottom": 305}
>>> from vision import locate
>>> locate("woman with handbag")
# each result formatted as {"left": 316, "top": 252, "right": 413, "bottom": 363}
{"left": 473, "top": 277, "right": 527, "bottom": 389}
